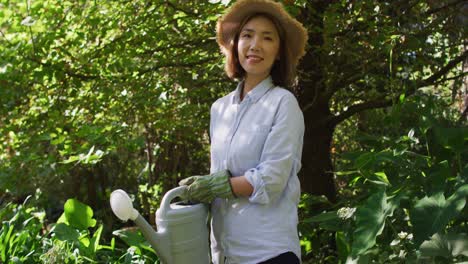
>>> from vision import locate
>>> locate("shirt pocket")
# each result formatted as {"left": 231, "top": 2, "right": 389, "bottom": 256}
{"left": 244, "top": 124, "right": 270, "bottom": 158}
{"left": 230, "top": 123, "right": 271, "bottom": 171}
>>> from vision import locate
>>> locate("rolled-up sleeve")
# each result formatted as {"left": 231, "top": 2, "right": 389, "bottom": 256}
{"left": 244, "top": 94, "right": 304, "bottom": 204}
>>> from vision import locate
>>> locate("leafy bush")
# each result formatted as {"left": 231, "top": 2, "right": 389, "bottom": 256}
{"left": 300, "top": 95, "right": 467, "bottom": 263}
{"left": 0, "top": 195, "right": 158, "bottom": 263}
{"left": 0, "top": 196, "right": 45, "bottom": 263}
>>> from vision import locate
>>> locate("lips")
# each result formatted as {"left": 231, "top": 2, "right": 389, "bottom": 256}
{"left": 246, "top": 55, "right": 263, "bottom": 63}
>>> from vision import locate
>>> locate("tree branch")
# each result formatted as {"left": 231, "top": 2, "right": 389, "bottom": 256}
{"left": 329, "top": 98, "right": 393, "bottom": 127}
{"left": 322, "top": 73, "right": 363, "bottom": 103}
{"left": 416, "top": 49, "right": 468, "bottom": 88}
{"left": 328, "top": 49, "right": 468, "bottom": 126}
{"left": 432, "top": 71, "right": 468, "bottom": 86}
{"left": 27, "top": 56, "right": 99, "bottom": 80}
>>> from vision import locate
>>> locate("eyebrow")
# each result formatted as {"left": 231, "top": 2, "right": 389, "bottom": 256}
{"left": 241, "top": 28, "right": 275, "bottom": 35}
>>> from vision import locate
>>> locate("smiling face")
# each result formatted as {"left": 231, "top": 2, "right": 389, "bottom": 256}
{"left": 237, "top": 15, "right": 281, "bottom": 82}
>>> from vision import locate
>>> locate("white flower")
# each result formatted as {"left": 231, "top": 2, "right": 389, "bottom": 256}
{"left": 398, "top": 231, "right": 408, "bottom": 239}
{"left": 159, "top": 91, "right": 167, "bottom": 100}
{"left": 337, "top": 207, "right": 356, "bottom": 219}
{"left": 21, "top": 16, "right": 36, "bottom": 26}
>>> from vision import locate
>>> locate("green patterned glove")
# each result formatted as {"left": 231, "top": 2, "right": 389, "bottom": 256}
{"left": 178, "top": 170, "right": 236, "bottom": 203}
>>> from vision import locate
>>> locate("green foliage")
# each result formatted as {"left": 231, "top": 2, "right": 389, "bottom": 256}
{"left": 45, "top": 198, "right": 159, "bottom": 263}
{"left": 300, "top": 95, "right": 467, "bottom": 263}
{"left": 419, "top": 233, "right": 468, "bottom": 260}
{"left": 351, "top": 188, "right": 399, "bottom": 257}
{"left": 136, "top": 183, "right": 163, "bottom": 219}
{"left": 57, "top": 198, "right": 97, "bottom": 230}
{"left": 411, "top": 185, "right": 468, "bottom": 246}
{"left": 0, "top": 196, "right": 44, "bottom": 263}
{"left": 112, "top": 228, "right": 157, "bottom": 259}
{"left": 0, "top": 0, "right": 225, "bottom": 206}
{"left": 0, "top": 194, "right": 160, "bottom": 263}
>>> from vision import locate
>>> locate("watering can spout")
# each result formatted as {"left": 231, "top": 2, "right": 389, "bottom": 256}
{"left": 133, "top": 214, "right": 171, "bottom": 263}
{"left": 110, "top": 189, "right": 172, "bottom": 263}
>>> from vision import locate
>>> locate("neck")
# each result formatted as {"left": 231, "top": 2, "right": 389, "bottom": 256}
{"left": 241, "top": 74, "right": 268, "bottom": 100}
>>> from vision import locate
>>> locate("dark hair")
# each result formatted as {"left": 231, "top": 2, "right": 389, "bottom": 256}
{"left": 223, "top": 13, "right": 295, "bottom": 88}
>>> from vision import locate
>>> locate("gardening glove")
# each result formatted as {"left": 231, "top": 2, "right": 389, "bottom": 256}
{"left": 178, "top": 170, "right": 236, "bottom": 204}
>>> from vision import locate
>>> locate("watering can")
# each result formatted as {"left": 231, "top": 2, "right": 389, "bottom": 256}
{"left": 110, "top": 186, "right": 210, "bottom": 264}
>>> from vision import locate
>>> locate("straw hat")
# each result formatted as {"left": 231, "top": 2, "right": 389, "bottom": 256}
{"left": 216, "top": 0, "right": 308, "bottom": 68}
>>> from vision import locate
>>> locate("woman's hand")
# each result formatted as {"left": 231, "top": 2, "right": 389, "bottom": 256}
{"left": 178, "top": 170, "right": 236, "bottom": 203}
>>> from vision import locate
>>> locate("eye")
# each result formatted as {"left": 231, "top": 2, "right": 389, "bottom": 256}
{"left": 265, "top": 37, "right": 273, "bottom": 41}
{"left": 241, "top": 33, "right": 251, "bottom": 39}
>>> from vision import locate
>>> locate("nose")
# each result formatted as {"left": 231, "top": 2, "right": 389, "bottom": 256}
{"left": 250, "top": 36, "right": 262, "bottom": 51}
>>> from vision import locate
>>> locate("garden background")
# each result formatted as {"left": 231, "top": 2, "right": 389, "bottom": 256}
{"left": 0, "top": 0, "right": 467, "bottom": 263}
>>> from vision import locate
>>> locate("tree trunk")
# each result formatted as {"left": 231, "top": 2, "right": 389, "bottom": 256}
{"left": 300, "top": 108, "right": 337, "bottom": 203}
{"left": 297, "top": 1, "right": 337, "bottom": 202}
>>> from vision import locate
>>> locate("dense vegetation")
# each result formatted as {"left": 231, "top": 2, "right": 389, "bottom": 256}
{"left": 1, "top": 0, "right": 466, "bottom": 263}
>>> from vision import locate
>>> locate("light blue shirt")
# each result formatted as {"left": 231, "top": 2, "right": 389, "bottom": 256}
{"left": 209, "top": 76, "right": 304, "bottom": 264}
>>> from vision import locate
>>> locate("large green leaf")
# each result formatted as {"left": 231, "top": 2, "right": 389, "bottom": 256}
{"left": 303, "top": 211, "right": 345, "bottom": 231}
{"left": 58, "top": 199, "right": 97, "bottom": 230}
{"left": 411, "top": 184, "right": 468, "bottom": 246}
{"left": 52, "top": 223, "right": 80, "bottom": 243}
{"left": 351, "top": 189, "right": 399, "bottom": 257}
{"left": 113, "top": 229, "right": 147, "bottom": 247}
{"left": 113, "top": 228, "right": 155, "bottom": 254}
{"left": 419, "top": 233, "right": 468, "bottom": 258}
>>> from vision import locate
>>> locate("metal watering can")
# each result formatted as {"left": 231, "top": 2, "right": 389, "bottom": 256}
{"left": 110, "top": 186, "right": 210, "bottom": 264}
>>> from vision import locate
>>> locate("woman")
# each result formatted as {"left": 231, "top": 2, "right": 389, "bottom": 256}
{"left": 179, "top": 0, "right": 308, "bottom": 263}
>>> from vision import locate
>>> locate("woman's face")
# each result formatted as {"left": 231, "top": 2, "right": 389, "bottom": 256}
{"left": 237, "top": 16, "right": 280, "bottom": 80}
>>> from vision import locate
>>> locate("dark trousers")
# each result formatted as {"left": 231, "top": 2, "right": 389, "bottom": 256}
{"left": 258, "top": 251, "right": 300, "bottom": 264}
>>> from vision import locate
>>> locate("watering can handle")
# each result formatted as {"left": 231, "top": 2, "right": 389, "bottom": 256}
{"left": 159, "top": 186, "right": 187, "bottom": 217}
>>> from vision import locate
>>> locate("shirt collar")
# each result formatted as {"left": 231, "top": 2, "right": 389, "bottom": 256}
{"left": 232, "top": 76, "right": 274, "bottom": 104}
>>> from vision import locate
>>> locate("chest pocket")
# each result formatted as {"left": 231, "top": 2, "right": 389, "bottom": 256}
{"left": 247, "top": 124, "right": 270, "bottom": 153}
{"left": 231, "top": 123, "right": 270, "bottom": 167}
